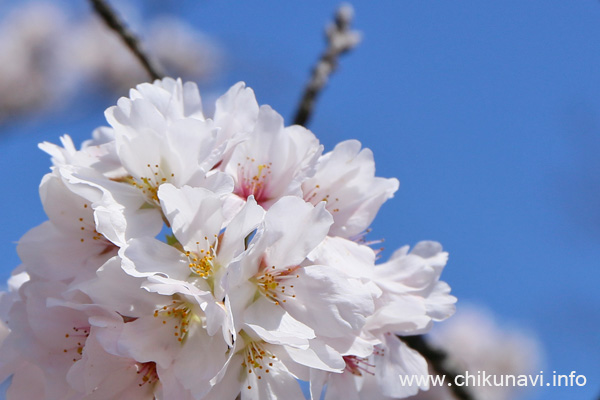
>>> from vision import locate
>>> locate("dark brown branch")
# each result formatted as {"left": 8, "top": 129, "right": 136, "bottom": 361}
{"left": 90, "top": 0, "right": 165, "bottom": 81}
{"left": 292, "top": 4, "right": 361, "bottom": 127}
{"left": 401, "top": 335, "right": 476, "bottom": 400}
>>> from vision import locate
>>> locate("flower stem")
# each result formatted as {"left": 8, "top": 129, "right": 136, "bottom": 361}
{"left": 89, "top": 0, "right": 165, "bottom": 81}
{"left": 293, "top": 4, "right": 361, "bottom": 127}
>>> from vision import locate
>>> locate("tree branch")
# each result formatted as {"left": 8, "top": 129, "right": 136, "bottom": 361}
{"left": 89, "top": 0, "right": 165, "bottom": 81}
{"left": 292, "top": 4, "right": 361, "bottom": 127}
{"left": 401, "top": 335, "right": 476, "bottom": 400}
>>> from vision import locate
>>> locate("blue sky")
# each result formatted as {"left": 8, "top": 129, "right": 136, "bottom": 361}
{"left": 0, "top": 1, "right": 598, "bottom": 399}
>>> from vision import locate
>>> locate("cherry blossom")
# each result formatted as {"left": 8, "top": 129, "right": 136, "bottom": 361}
{"left": 302, "top": 140, "right": 399, "bottom": 239}
{"left": 0, "top": 78, "right": 456, "bottom": 400}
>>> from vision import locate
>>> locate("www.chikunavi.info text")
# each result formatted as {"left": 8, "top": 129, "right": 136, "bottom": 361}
{"left": 400, "top": 371, "right": 587, "bottom": 387}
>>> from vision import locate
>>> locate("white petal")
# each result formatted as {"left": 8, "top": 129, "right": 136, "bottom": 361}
{"left": 18, "top": 221, "right": 114, "bottom": 282}
{"left": 202, "top": 353, "right": 244, "bottom": 400}
{"left": 376, "top": 334, "right": 429, "bottom": 397}
{"left": 324, "top": 371, "right": 361, "bottom": 400}
{"left": 366, "top": 297, "right": 432, "bottom": 336}
{"left": 282, "top": 341, "right": 345, "bottom": 372}
{"left": 121, "top": 238, "right": 189, "bottom": 281}
{"left": 158, "top": 184, "right": 224, "bottom": 249}
{"left": 425, "top": 281, "right": 456, "bottom": 321}
{"left": 285, "top": 265, "right": 374, "bottom": 337}
{"left": 244, "top": 297, "right": 314, "bottom": 347}
{"left": 117, "top": 316, "right": 182, "bottom": 369}
{"left": 79, "top": 257, "right": 162, "bottom": 317}
{"left": 218, "top": 196, "right": 265, "bottom": 267}
{"left": 172, "top": 323, "right": 229, "bottom": 398}
{"left": 6, "top": 363, "right": 46, "bottom": 400}
{"left": 242, "top": 357, "right": 305, "bottom": 400}
{"left": 66, "top": 331, "right": 152, "bottom": 399}
{"left": 58, "top": 165, "right": 163, "bottom": 246}
{"left": 307, "top": 236, "right": 376, "bottom": 280}
{"left": 263, "top": 197, "right": 332, "bottom": 268}
{"left": 214, "top": 81, "right": 259, "bottom": 145}
{"left": 308, "top": 368, "right": 329, "bottom": 400}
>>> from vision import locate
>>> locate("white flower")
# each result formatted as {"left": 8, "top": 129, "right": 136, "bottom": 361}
{"left": 17, "top": 171, "right": 116, "bottom": 283}
{"left": 222, "top": 196, "right": 380, "bottom": 390}
{"left": 67, "top": 329, "right": 171, "bottom": 400}
{"left": 226, "top": 196, "right": 375, "bottom": 345}
{"left": 302, "top": 140, "right": 399, "bottom": 239}
{"left": 364, "top": 242, "right": 455, "bottom": 399}
{"left": 309, "top": 241, "right": 456, "bottom": 400}
{"left": 366, "top": 241, "right": 456, "bottom": 336}
{"left": 204, "top": 333, "right": 309, "bottom": 400}
{"left": 80, "top": 257, "right": 230, "bottom": 399}
{"left": 105, "top": 79, "right": 228, "bottom": 195}
{"left": 0, "top": 279, "right": 119, "bottom": 400}
{"left": 46, "top": 164, "right": 165, "bottom": 247}
{"left": 222, "top": 106, "right": 322, "bottom": 208}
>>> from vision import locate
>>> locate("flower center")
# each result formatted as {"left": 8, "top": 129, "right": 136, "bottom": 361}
{"left": 343, "top": 355, "right": 375, "bottom": 376}
{"left": 136, "top": 361, "right": 158, "bottom": 387}
{"left": 185, "top": 235, "right": 219, "bottom": 279}
{"left": 235, "top": 158, "right": 272, "bottom": 203}
{"left": 75, "top": 203, "right": 114, "bottom": 251}
{"left": 303, "top": 184, "right": 340, "bottom": 213}
{"left": 153, "top": 298, "right": 195, "bottom": 343}
{"left": 254, "top": 265, "right": 300, "bottom": 306}
{"left": 240, "top": 339, "right": 277, "bottom": 389}
{"left": 118, "top": 163, "right": 175, "bottom": 206}
{"left": 62, "top": 325, "right": 90, "bottom": 363}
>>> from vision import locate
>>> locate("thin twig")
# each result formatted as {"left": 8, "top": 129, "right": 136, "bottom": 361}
{"left": 292, "top": 4, "right": 361, "bottom": 127}
{"left": 401, "top": 335, "right": 476, "bottom": 400}
{"left": 89, "top": 0, "right": 165, "bottom": 81}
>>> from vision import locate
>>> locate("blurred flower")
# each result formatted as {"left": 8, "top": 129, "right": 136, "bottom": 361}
{"left": 408, "top": 306, "right": 543, "bottom": 400}
{"left": 64, "top": 13, "right": 222, "bottom": 92}
{"left": 0, "top": 2, "right": 68, "bottom": 121}
{"left": 0, "top": 1, "right": 222, "bottom": 123}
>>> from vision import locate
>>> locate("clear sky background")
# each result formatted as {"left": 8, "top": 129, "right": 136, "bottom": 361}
{"left": 0, "top": 1, "right": 598, "bottom": 399}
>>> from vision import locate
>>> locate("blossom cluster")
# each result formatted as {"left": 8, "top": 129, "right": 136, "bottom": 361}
{"left": 0, "top": 78, "right": 456, "bottom": 399}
